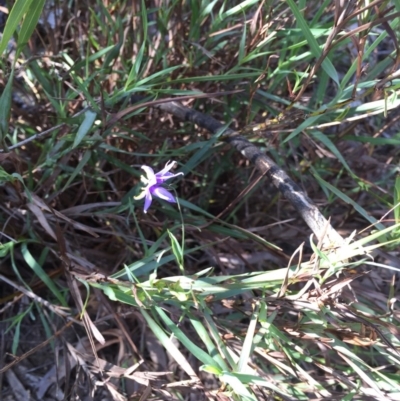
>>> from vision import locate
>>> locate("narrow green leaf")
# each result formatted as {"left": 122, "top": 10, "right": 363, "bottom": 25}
{"left": 12, "top": 308, "right": 33, "bottom": 354}
{"left": 135, "top": 65, "right": 182, "bottom": 87}
{"left": 344, "top": 135, "right": 400, "bottom": 146}
{"left": 103, "top": 17, "right": 124, "bottom": 69}
{"left": 189, "top": 312, "right": 230, "bottom": 371}
{"left": 283, "top": 114, "right": 321, "bottom": 142}
{"left": 167, "top": 230, "right": 184, "bottom": 269}
{"left": 0, "top": 68, "right": 15, "bottom": 151}
{"left": 232, "top": 372, "right": 303, "bottom": 397}
{"left": 200, "top": 365, "right": 222, "bottom": 375}
{"left": 223, "top": 0, "right": 259, "bottom": 17}
{"left": 219, "top": 372, "right": 257, "bottom": 401}
{"left": 61, "top": 150, "right": 92, "bottom": 192}
{"left": 237, "top": 301, "right": 259, "bottom": 372}
{"left": 155, "top": 306, "right": 219, "bottom": 367}
{"left": 0, "top": 0, "right": 34, "bottom": 56}
{"left": 26, "top": 60, "right": 55, "bottom": 99}
{"left": 140, "top": 307, "right": 198, "bottom": 378}
{"left": 310, "top": 130, "right": 354, "bottom": 176}
{"left": 12, "top": 319, "right": 21, "bottom": 354}
{"left": 72, "top": 110, "right": 97, "bottom": 149}
{"left": 203, "top": 310, "right": 237, "bottom": 369}
{"left": 312, "top": 169, "right": 387, "bottom": 233}
{"left": 394, "top": 176, "right": 400, "bottom": 223}
{"left": 21, "top": 243, "right": 68, "bottom": 306}
{"left": 67, "top": 45, "right": 116, "bottom": 74}
{"left": 0, "top": 242, "right": 13, "bottom": 258}
{"left": 125, "top": 0, "right": 148, "bottom": 88}
{"left": 17, "top": 0, "right": 46, "bottom": 56}
{"left": 238, "top": 15, "right": 246, "bottom": 64}
{"left": 285, "top": 0, "right": 339, "bottom": 84}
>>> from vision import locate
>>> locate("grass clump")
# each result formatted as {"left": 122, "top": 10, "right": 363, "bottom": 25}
{"left": 0, "top": 0, "right": 400, "bottom": 400}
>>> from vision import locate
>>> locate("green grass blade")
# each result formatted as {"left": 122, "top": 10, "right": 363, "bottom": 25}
{"left": 203, "top": 309, "right": 237, "bottom": 369}
{"left": 0, "top": 67, "right": 14, "bottom": 151}
{"left": 155, "top": 306, "right": 219, "bottom": 368}
{"left": 140, "top": 307, "right": 198, "bottom": 379}
{"left": 237, "top": 300, "right": 259, "bottom": 372}
{"left": 61, "top": 150, "right": 92, "bottom": 192}
{"left": 17, "top": 0, "right": 46, "bottom": 56}
{"left": 72, "top": 110, "right": 97, "bottom": 149}
{"left": 394, "top": 176, "right": 400, "bottom": 224}
{"left": 0, "top": 0, "right": 33, "bottom": 55}
{"left": 167, "top": 229, "right": 184, "bottom": 272}
{"left": 223, "top": 0, "right": 259, "bottom": 17}
{"left": 310, "top": 130, "right": 354, "bottom": 176}
{"left": 188, "top": 311, "right": 230, "bottom": 371}
{"left": 21, "top": 243, "right": 68, "bottom": 307}
{"left": 285, "top": 0, "right": 339, "bottom": 84}
{"left": 219, "top": 371, "right": 257, "bottom": 401}
{"left": 312, "top": 168, "right": 386, "bottom": 232}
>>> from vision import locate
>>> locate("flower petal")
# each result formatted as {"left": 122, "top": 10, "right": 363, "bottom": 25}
{"left": 153, "top": 161, "right": 185, "bottom": 182}
{"left": 152, "top": 186, "right": 176, "bottom": 203}
{"left": 156, "top": 172, "right": 184, "bottom": 183}
{"left": 157, "top": 160, "right": 176, "bottom": 177}
{"left": 156, "top": 162, "right": 182, "bottom": 180}
{"left": 141, "top": 165, "right": 156, "bottom": 185}
{"left": 143, "top": 192, "right": 153, "bottom": 213}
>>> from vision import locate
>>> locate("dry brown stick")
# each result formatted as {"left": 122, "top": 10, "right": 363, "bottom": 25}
{"left": 131, "top": 96, "right": 344, "bottom": 248}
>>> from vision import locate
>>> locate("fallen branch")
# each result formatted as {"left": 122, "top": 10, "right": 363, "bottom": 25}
{"left": 130, "top": 96, "right": 344, "bottom": 248}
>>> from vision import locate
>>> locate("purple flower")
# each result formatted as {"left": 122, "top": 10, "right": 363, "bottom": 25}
{"left": 134, "top": 161, "right": 184, "bottom": 213}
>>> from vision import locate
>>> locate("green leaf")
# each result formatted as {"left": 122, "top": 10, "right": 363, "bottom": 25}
{"left": 237, "top": 301, "right": 259, "bottom": 372}
{"left": 200, "top": 365, "right": 223, "bottom": 375}
{"left": 155, "top": 306, "right": 219, "bottom": 367}
{"left": 0, "top": 0, "right": 34, "bottom": 56}
{"left": 310, "top": 130, "right": 354, "bottom": 176}
{"left": 140, "top": 307, "right": 198, "bottom": 378}
{"left": 189, "top": 312, "right": 230, "bottom": 370}
{"left": 0, "top": 242, "right": 13, "bottom": 258}
{"left": 222, "top": 0, "right": 259, "bottom": 17}
{"left": 394, "top": 176, "right": 400, "bottom": 224}
{"left": 0, "top": 67, "right": 15, "bottom": 151}
{"left": 167, "top": 229, "right": 184, "bottom": 270}
{"left": 219, "top": 371, "right": 257, "bottom": 401}
{"left": 312, "top": 169, "right": 387, "bottom": 234}
{"left": 125, "top": 0, "right": 148, "bottom": 88}
{"left": 72, "top": 110, "right": 97, "bottom": 149}
{"left": 17, "top": 0, "right": 46, "bottom": 56}
{"left": 11, "top": 306, "right": 32, "bottom": 354}
{"left": 135, "top": 65, "right": 182, "bottom": 87}
{"left": 21, "top": 243, "right": 68, "bottom": 307}
{"left": 61, "top": 150, "right": 92, "bottom": 192}
{"left": 285, "top": 0, "right": 339, "bottom": 84}
{"left": 67, "top": 45, "right": 116, "bottom": 74}
{"left": 238, "top": 14, "right": 246, "bottom": 64}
